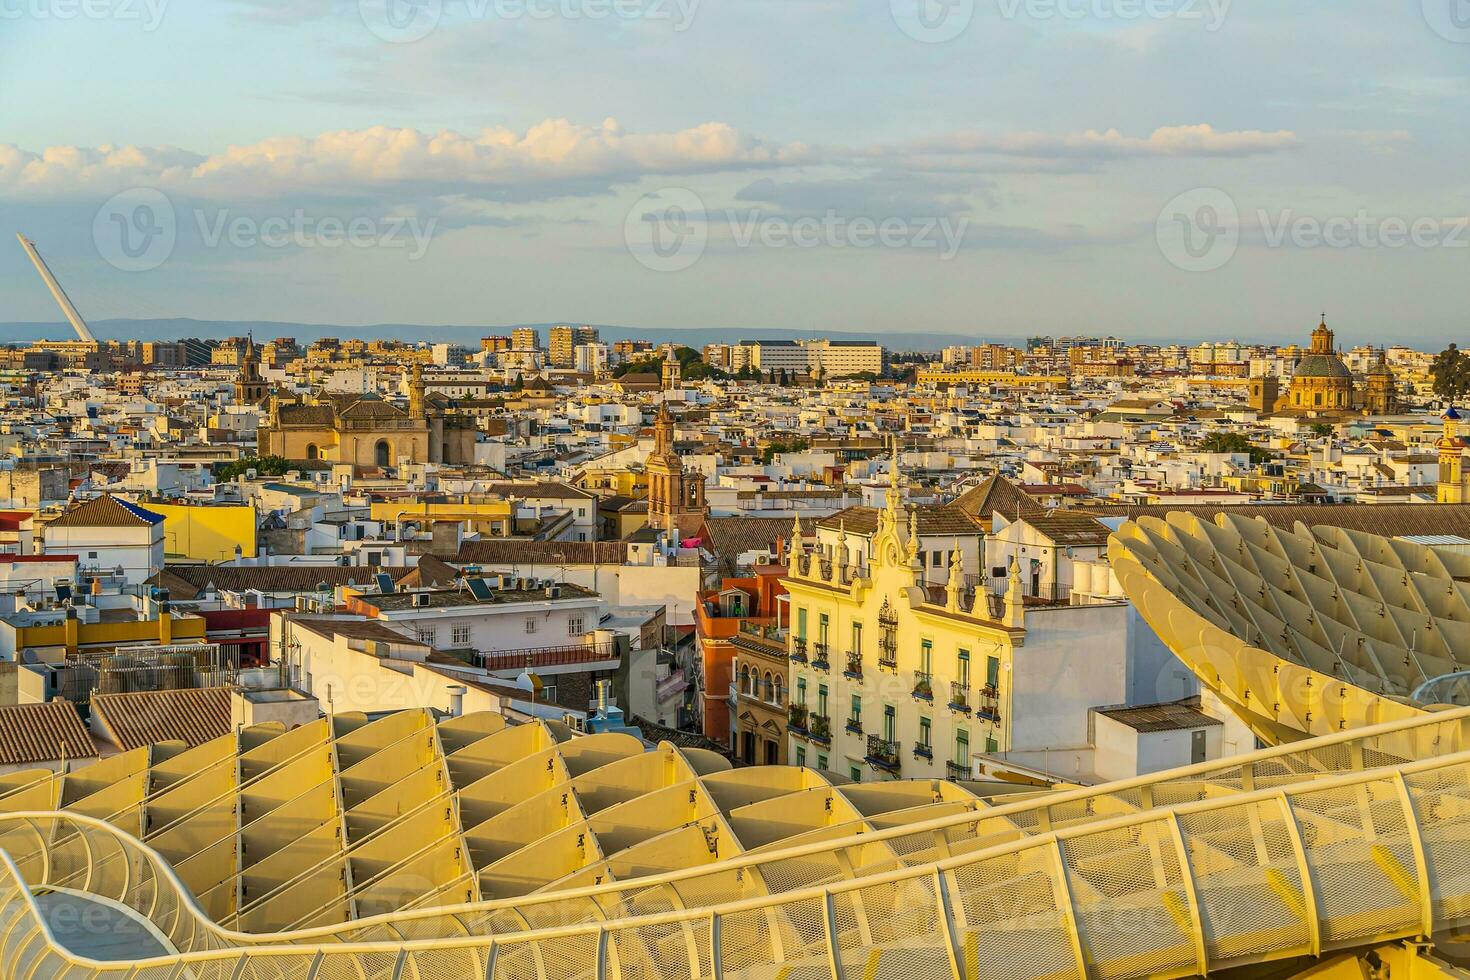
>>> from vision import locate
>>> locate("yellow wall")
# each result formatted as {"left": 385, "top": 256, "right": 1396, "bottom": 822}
{"left": 17, "top": 612, "right": 207, "bottom": 655}
{"left": 369, "top": 499, "right": 512, "bottom": 536}
{"left": 146, "top": 502, "right": 258, "bottom": 561}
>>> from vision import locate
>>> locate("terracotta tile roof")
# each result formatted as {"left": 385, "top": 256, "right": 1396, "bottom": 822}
{"left": 815, "top": 505, "right": 984, "bottom": 537}
{"left": 1019, "top": 512, "right": 1113, "bottom": 547}
{"left": 156, "top": 565, "right": 417, "bottom": 600}
{"left": 0, "top": 701, "right": 96, "bottom": 765}
{"left": 701, "top": 517, "right": 792, "bottom": 558}
{"left": 952, "top": 475, "right": 1046, "bottom": 521}
{"left": 91, "top": 687, "right": 234, "bottom": 751}
{"left": 276, "top": 404, "right": 336, "bottom": 426}
{"left": 48, "top": 494, "right": 164, "bottom": 529}
{"left": 455, "top": 540, "right": 630, "bottom": 565}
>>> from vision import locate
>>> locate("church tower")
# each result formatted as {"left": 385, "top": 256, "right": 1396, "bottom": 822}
{"left": 646, "top": 404, "right": 706, "bottom": 537}
{"left": 1364, "top": 348, "right": 1399, "bottom": 416}
{"left": 1438, "top": 408, "right": 1467, "bottom": 503}
{"left": 235, "top": 337, "right": 269, "bottom": 405}
{"left": 662, "top": 348, "right": 682, "bottom": 391}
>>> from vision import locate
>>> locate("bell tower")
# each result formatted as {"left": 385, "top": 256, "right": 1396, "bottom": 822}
{"left": 235, "top": 336, "right": 269, "bottom": 405}
{"left": 646, "top": 404, "right": 706, "bottom": 537}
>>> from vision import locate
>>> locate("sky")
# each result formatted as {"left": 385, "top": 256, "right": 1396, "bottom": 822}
{"left": 0, "top": 0, "right": 1466, "bottom": 345}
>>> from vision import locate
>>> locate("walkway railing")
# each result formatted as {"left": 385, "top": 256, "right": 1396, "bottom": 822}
{"left": 1, "top": 706, "right": 1468, "bottom": 978}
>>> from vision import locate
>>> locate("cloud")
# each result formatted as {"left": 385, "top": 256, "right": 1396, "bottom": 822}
{"left": 0, "top": 119, "right": 811, "bottom": 204}
{"left": 891, "top": 124, "right": 1300, "bottom": 161}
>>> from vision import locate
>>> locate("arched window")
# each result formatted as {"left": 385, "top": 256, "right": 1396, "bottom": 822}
{"left": 773, "top": 675, "right": 784, "bottom": 706}
{"left": 305, "top": 444, "right": 319, "bottom": 460}
{"left": 375, "top": 440, "right": 391, "bottom": 468}
{"left": 740, "top": 665, "right": 751, "bottom": 695}
{"left": 762, "top": 671, "right": 773, "bottom": 703}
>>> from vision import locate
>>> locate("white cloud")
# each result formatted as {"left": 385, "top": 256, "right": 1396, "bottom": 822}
{"left": 0, "top": 119, "right": 811, "bottom": 203}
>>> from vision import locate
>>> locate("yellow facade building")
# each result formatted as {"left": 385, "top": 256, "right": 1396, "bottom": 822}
{"left": 781, "top": 468, "right": 1020, "bottom": 781}
{"left": 145, "top": 501, "right": 258, "bottom": 561}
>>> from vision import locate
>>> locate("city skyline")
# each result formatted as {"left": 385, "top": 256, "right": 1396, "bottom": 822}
{"left": 1, "top": 2, "right": 1467, "bottom": 339}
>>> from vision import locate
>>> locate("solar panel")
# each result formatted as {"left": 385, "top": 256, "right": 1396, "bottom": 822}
{"left": 375, "top": 572, "right": 396, "bottom": 594}
{"left": 466, "top": 577, "right": 494, "bottom": 601}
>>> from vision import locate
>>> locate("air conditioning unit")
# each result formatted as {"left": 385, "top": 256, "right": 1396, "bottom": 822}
{"left": 754, "top": 554, "right": 771, "bottom": 565}
{"left": 546, "top": 585, "right": 561, "bottom": 599}
{"left": 412, "top": 593, "right": 431, "bottom": 608}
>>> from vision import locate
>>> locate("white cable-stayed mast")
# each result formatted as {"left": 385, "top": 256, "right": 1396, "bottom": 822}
{"left": 15, "top": 233, "right": 97, "bottom": 343}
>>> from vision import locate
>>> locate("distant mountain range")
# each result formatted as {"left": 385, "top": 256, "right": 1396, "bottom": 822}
{"left": 0, "top": 318, "right": 998, "bottom": 351}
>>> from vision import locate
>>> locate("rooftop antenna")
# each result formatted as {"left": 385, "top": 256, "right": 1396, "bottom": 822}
{"left": 16, "top": 233, "right": 97, "bottom": 343}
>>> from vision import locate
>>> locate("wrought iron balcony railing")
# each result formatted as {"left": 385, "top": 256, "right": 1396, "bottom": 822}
{"left": 948, "top": 682, "right": 971, "bottom": 713}
{"left": 912, "top": 671, "right": 934, "bottom": 702}
{"left": 843, "top": 651, "right": 863, "bottom": 680}
{"left": 866, "top": 736, "right": 901, "bottom": 771}
{"left": 789, "top": 637, "right": 808, "bottom": 664}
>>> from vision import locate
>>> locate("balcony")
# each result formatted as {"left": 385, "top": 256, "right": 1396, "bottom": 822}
{"left": 912, "top": 671, "right": 934, "bottom": 702}
{"left": 809, "top": 714, "right": 832, "bottom": 744}
{"left": 789, "top": 636, "right": 808, "bottom": 665}
{"left": 866, "top": 735, "right": 901, "bottom": 772}
{"left": 788, "top": 704, "right": 808, "bottom": 734}
{"left": 845, "top": 716, "right": 864, "bottom": 736}
{"left": 948, "top": 682, "right": 972, "bottom": 714}
{"left": 978, "top": 685, "right": 1002, "bottom": 723}
{"left": 913, "top": 741, "right": 933, "bottom": 761}
{"left": 946, "top": 759, "right": 972, "bottom": 780}
{"left": 877, "top": 636, "right": 898, "bottom": 673}
{"left": 843, "top": 651, "right": 863, "bottom": 680}
{"left": 478, "top": 640, "right": 619, "bottom": 673}
{"left": 811, "top": 642, "right": 830, "bottom": 671}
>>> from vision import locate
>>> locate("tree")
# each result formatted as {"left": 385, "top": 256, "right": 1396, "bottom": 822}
{"left": 1199, "top": 431, "right": 1274, "bottom": 465}
{"left": 1431, "top": 344, "right": 1470, "bottom": 403}
{"left": 1309, "top": 422, "right": 1334, "bottom": 438}
{"left": 762, "top": 438, "right": 810, "bottom": 463}
{"left": 216, "top": 455, "right": 293, "bottom": 482}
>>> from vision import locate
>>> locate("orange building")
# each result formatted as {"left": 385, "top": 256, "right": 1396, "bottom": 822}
{"left": 693, "top": 564, "right": 789, "bottom": 758}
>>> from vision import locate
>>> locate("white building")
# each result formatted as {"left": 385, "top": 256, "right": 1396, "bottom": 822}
{"left": 42, "top": 494, "right": 165, "bottom": 587}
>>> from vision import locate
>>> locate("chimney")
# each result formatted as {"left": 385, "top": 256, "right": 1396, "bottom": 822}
{"left": 446, "top": 685, "right": 466, "bottom": 718}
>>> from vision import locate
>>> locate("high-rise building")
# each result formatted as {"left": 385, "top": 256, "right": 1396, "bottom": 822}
{"left": 511, "top": 327, "right": 541, "bottom": 351}
{"left": 549, "top": 325, "right": 599, "bottom": 367}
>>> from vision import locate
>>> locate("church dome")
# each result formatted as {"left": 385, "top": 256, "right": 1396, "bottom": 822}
{"left": 1293, "top": 353, "right": 1352, "bottom": 379}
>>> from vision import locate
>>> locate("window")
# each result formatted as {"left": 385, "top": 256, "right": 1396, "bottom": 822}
{"left": 818, "top": 613, "right": 829, "bottom": 644}
{"left": 795, "top": 746, "right": 806, "bottom": 767}
{"left": 451, "top": 626, "right": 472, "bottom": 646}
{"left": 920, "top": 639, "right": 933, "bottom": 675}
{"left": 796, "top": 677, "right": 807, "bottom": 706}
{"left": 541, "top": 683, "right": 558, "bottom": 702}
{"left": 985, "top": 735, "right": 999, "bottom": 754}
{"left": 740, "top": 665, "right": 752, "bottom": 695}
{"left": 818, "top": 684, "right": 829, "bottom": 716}
{"left": 849, "top": 694, "right": 862, "bottom": 723}
{"left": 817, "top": 754, "right": 828, "bottom": 771}
{"left": 930, "top": 550, "right": 942, "bottom": 567}
{"left": 986, "top": 655, "right": 1001, "bottom": 689}
{"left": 850, "top": 765, "right": 862, "bottom": 782}
{"left": 883, "top": 704, "right": 896, "bottom": 742}
{"left": 958, "top": 649, "right": 971, "bottom": 686}
{"left": 416, "top": 629, "right": 436, "bottom": 645}
{"left": 850, "top": 621, "right": 862, "bottom": 652}
{"left": 88, "top": 551, "right": 98, "bottom": 559}
{"left": 797, "top": 607, "right": 808, "bottom": 639}
{"left": 956, "top": 728, "right": 971, "bottom": 765}
{"left": 568, "top": 616, "right": 584, "bottom": 635}
{"left": 919, "top": 716, "right": 932, "bottom": 749}
{"left": 525, "top": 618, "right": 538, "bottom": 634}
